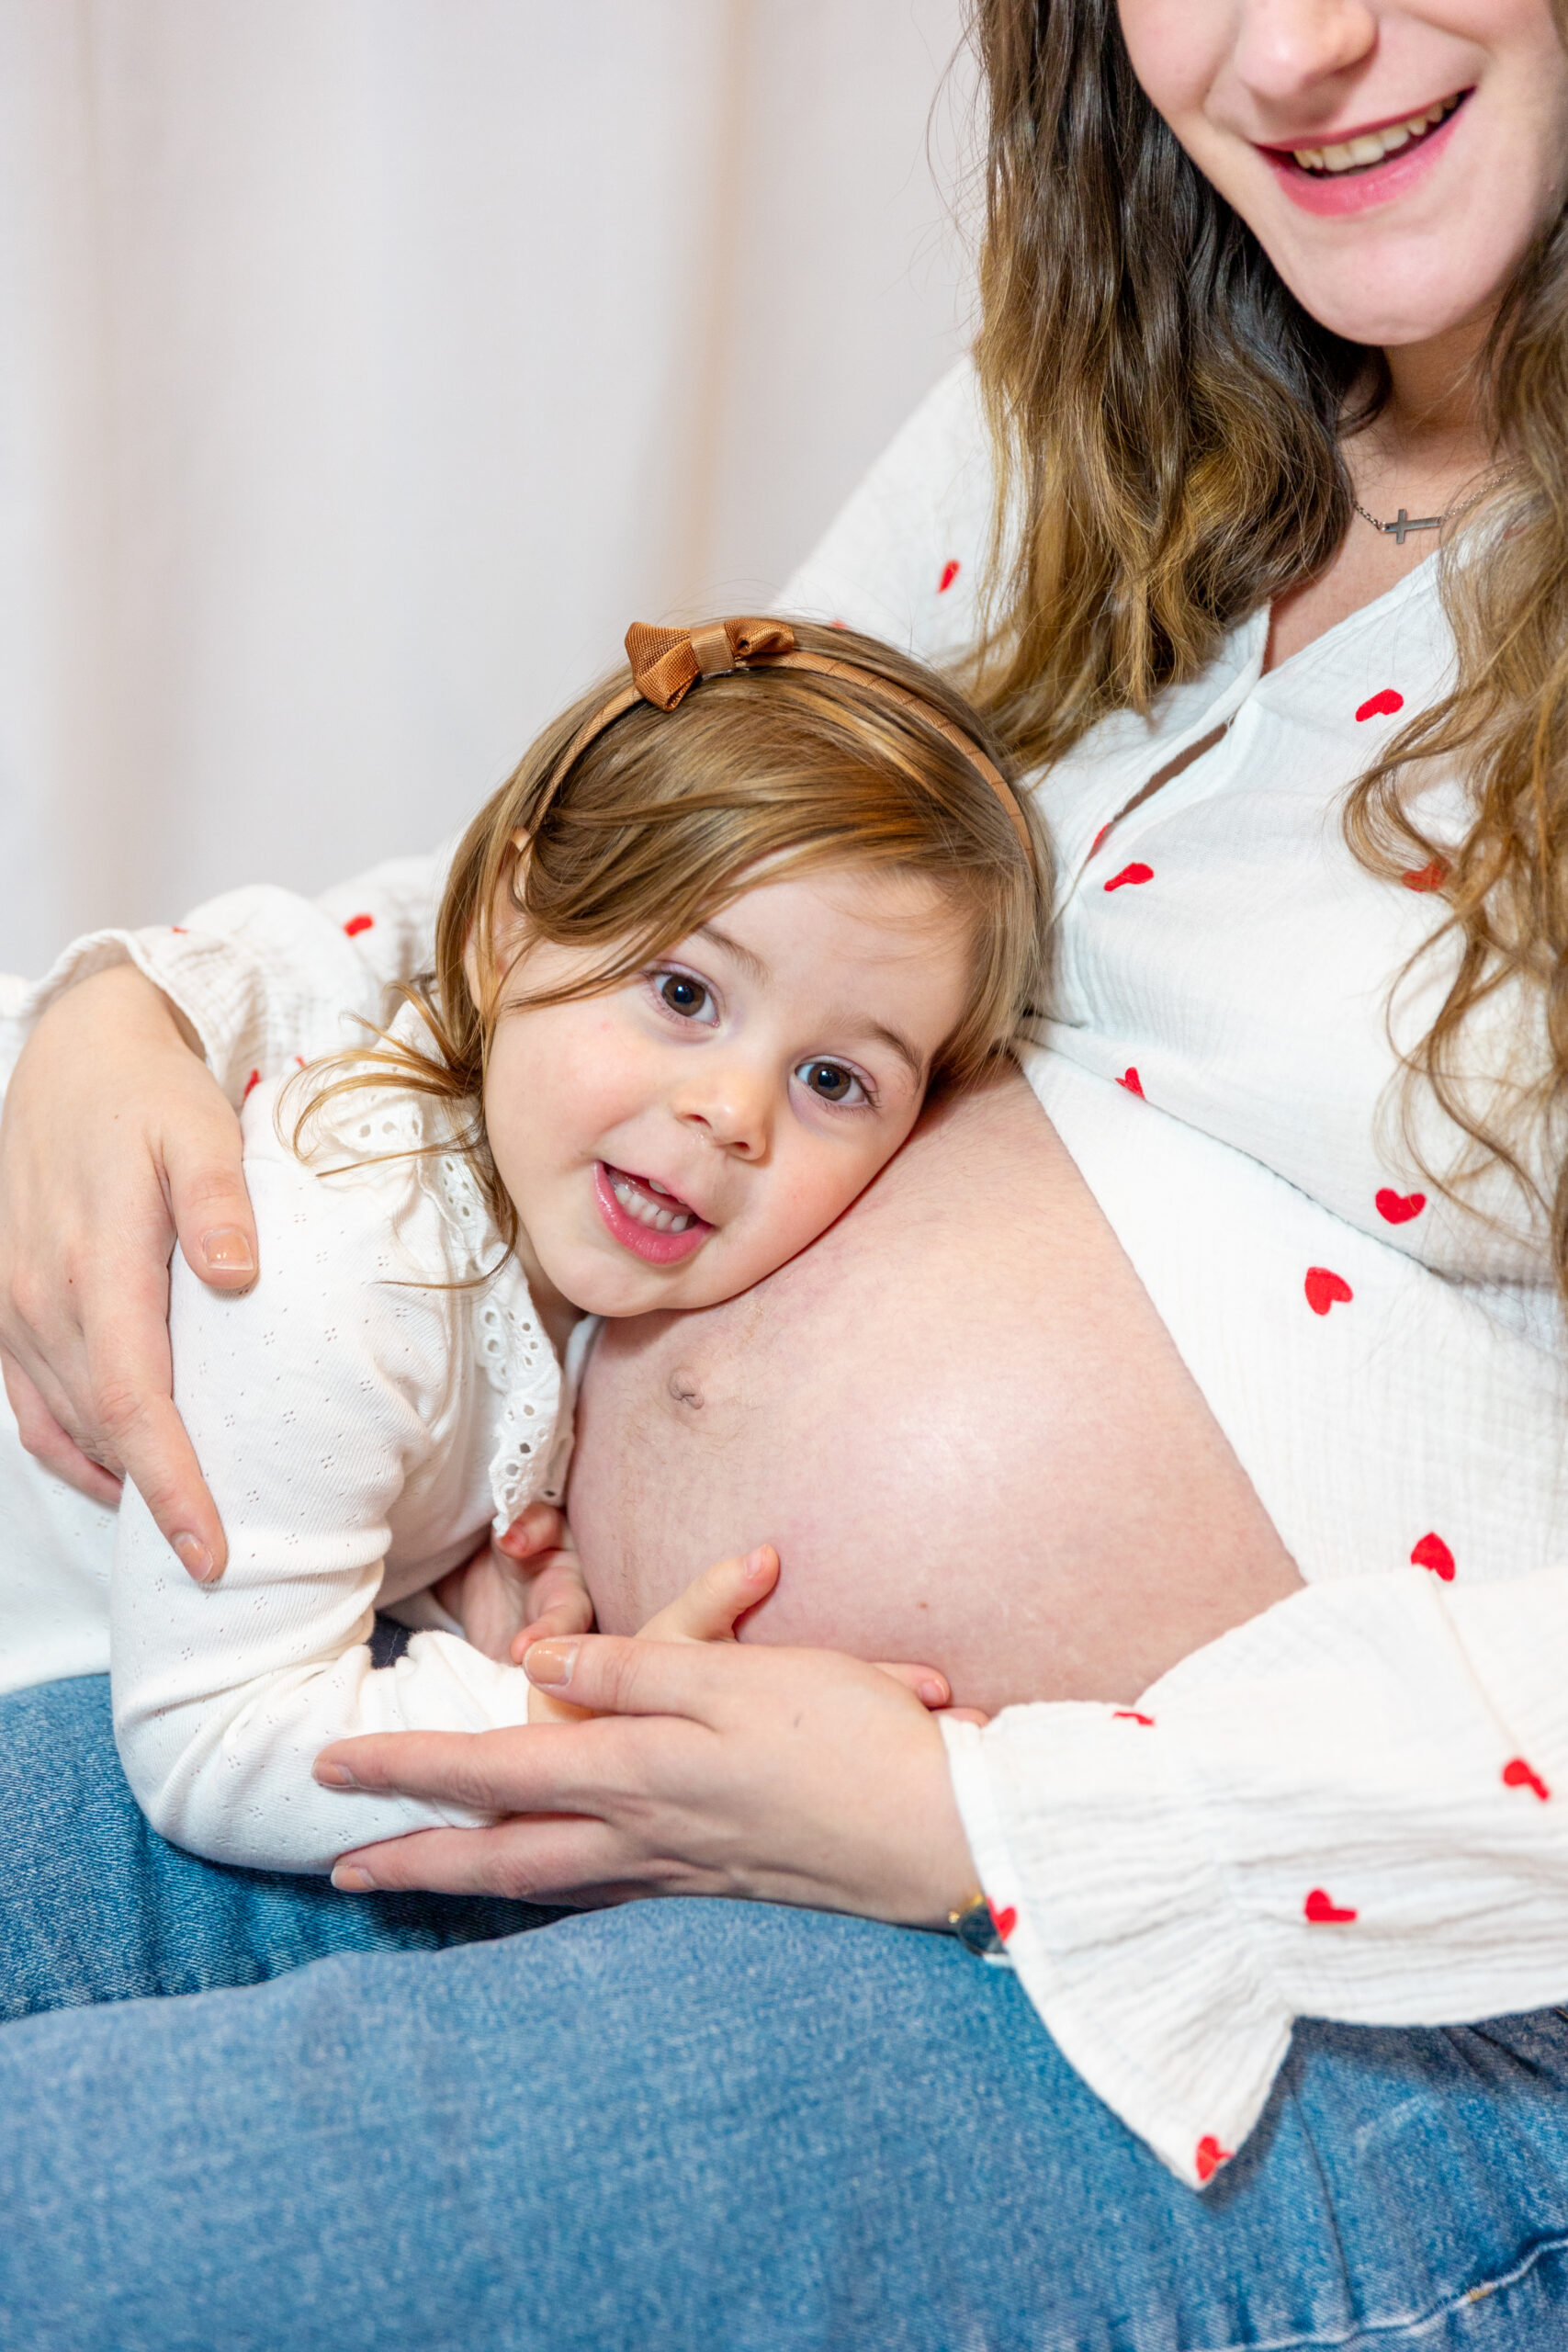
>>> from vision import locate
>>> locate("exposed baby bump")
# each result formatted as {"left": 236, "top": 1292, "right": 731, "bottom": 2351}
{"left": 570, "top": 1064, "right": 1300, "bottom": 1715}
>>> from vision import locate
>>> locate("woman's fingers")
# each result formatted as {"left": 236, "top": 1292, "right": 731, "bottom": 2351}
{"left": 330, "top": 1816, "right": 655, "bottom": 1905}
{"left": 0, "top": 1351, "right": 123, "bottom": 1507}
{"left": 634, "top": 1544, "right": 779, "bottom": 1645}
{"left": 164, "top": 1121, "right": 259, "bottom": 1295}
{"left": 315, "top": 1714, "right": 687, "bottom": 1816}
{"left": 0, "top": 965, "right": 246, "bottom": 1579}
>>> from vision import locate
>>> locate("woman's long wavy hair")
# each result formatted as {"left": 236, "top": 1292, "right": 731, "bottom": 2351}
{"left": 294, "top": 617, "right": 1049, "bottom": 1247}
{"left": 970, "top": 0, "right": 1568, "bottom": 1283}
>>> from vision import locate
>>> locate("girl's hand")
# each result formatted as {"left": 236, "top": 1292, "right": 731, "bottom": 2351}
{"left": 316, "top": 1620, "right": 983, "bottom": 1928}
{"left": 0, "top": 966, "right": 255, "bottom": 1580}
{"left": 434, "top": 1503, "right": 593, "bottom": 1664}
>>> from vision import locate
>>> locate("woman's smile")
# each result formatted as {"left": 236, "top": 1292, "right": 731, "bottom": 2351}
{"left": 1259, "top": 85, "right": 1470, "bottom": 216}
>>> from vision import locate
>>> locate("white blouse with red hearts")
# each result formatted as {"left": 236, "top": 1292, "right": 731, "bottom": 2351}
{"left": 15, "top": 358, "right": 1568, "bottom": 2189}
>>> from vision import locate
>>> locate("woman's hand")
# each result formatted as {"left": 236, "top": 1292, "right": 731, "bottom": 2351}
{"left": 0, "top": 964, "right": 255, "bottom": 1579}
{"left": 433, "top": 1503, "right": 594, "bottom": 1665}
{"left": 316, "top": 1615, "right": 981, "bottom": 1928}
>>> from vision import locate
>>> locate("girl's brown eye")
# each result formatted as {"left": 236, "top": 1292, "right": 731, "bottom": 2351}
{"left": 796, "top": 1060, "right": 863, "bottom": 1105}
{"left": 658, "top": 973, "right": 709, "bottom": 1019}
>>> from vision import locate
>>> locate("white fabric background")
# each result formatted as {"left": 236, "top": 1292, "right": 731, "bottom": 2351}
{"left": 0, "top": 0, "right": 976, "bottom": 971}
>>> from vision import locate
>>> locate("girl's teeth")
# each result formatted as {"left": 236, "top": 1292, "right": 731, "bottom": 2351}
{"left": 610, "top": 1174, "right": 692, "bottom": 1233}
{"left": 1292, "top": 96, "right": 1457, "bottom": 175}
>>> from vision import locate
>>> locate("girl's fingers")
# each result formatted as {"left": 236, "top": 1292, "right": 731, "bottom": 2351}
{"left": 635, "top": 1544, "right": 779, "bottom": 1645}
{"left": 872, "top": 1661, "right": 952, "bottom": 1710}
{"left": 511, "top": 1577, "right": 596, "bottom": 1663}
{"left": 496, "top": 1501, "right": 568, "bottom": 1562}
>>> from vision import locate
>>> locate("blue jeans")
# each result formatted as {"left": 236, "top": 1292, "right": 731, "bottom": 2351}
{"left": 4, "top": 1677, "right": 1568, "bottom": 2350}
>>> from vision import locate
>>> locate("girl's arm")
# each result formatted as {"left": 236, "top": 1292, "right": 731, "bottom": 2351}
{"left": 107, "top": 1099, "right": 547, "bottom": 1875}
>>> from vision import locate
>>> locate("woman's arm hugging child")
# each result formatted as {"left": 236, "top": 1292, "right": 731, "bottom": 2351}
{"left": 99, "top": 616, "right": 1050, "bottom": 1871}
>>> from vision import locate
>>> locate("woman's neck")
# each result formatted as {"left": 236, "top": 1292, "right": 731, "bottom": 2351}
{"left": 1265, "top": 317, "right": 1499, "bottom": 675}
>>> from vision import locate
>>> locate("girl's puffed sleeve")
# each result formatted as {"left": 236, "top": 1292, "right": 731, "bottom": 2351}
{"left": 942, "top": 1565, "right": 1568, "bottom": 2188}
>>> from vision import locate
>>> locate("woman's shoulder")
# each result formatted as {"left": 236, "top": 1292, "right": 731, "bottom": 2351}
{"left": 778, "top": 356, "right": 995, "bottom": 665}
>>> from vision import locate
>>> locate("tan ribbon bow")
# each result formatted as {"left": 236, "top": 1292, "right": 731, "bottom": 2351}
{"left": 625, "top": 617, "right": 798, "bottom": 710}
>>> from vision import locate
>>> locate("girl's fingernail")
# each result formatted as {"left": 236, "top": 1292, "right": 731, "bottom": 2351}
{"left": 745, "top": 1546, "right": 773, "bottom": 1581}
{"left": 173, "top": 1532, "right": 217, "bottom": 1583}
{"left": 332, "top": 1863, "right": 375, "bottom": 1892}
{"left": 524, "top": 1640, "right": 576, "bottom": 1688}
{"left": 315, "top": 1761, "right": 357, "bottom": 1787}
{"left": 919, "top": 1678, "right": 948, "bottom": 1707}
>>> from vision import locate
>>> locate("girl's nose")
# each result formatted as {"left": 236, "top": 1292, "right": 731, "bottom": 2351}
{"left": 671, "top": 1064, "right": 772, "bottom": 1159}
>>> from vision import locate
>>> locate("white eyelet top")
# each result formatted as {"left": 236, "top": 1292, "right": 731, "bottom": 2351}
{"left": 94, "top": 1011, "right": 591, "bottom": 1877}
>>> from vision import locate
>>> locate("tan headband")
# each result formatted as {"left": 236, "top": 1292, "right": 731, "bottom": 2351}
{"left": 530, "top": 616, "right": 1032, "bottom": 857}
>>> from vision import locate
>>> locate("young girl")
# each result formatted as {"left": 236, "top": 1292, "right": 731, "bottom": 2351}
{"left": 0, "top": 614, "right": 1047, "bottom": 1872}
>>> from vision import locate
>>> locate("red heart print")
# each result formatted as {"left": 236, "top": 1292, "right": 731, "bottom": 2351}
{"left": 1089, "top": 820, "right": 1113, "bottom": 855}
{"left": 1104, "top": 863, "right": 1154, "bottom": 893}
{"left": 1356, "top": 688, "right": 1404, "bottom": 721}
{"left": 1410, "top": 1532, "right": 1455, "bottom": 1581}
{"left": 1117, "top": 1069, "right": 1145, "bottom": 1098}
{"left": 1303, "top": 1888, "right": 1358, "bottom": 1924}
{"left": 343, "top": 912, "right": 374, "bottom": 937}
{"left": 829, "top": 617, "right": 849, "bottom": 629}
{"left": 938, "top": 559, "right": 961, "bottom": 594}
{"left": 170, "top": 924, "right": 188, "bottom": 933}
{"left": 1375, "top": 1188, "right": 1426, "bottom": 1225}
{"left": 1113, "top": 1709, "right": 1155, "bottom": 1725}
{"left": 987, "top": 1901, "right": 1017, "bottom": 1941}
{"left": 1502, "top": 1757, "right": 1551, "bottom": 1802}
{"left": 1402, "top": 861, "right": 1448, "bottom": 893}
{"left": 243, "top": 1069, "right": 261, "bottom": 1101}
{"left": 1304, "top": 1267, "right": 1352, "bottom": 1316}
{"left": 1195, "top": 2136, "right": 1232, "bottom": 2184}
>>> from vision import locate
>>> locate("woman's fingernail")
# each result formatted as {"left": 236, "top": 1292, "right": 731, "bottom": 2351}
{"left": 201, "top": 1226, "right": 255, "bottom": 1276}
{"left": 524, "top": 1640, "right": 576, "bottom": 1688}
{"left": 744, "top": 1546, "right": 773, "bottom": 1582}
{"left": 315, "top": 1761, "right": 357, "bottom": 1787}
{"left": 332, "top": 1863, "right": 375, "bottom": 1891}
{"left": 172, "top": 1532, "right": 217, "bottom": 1583}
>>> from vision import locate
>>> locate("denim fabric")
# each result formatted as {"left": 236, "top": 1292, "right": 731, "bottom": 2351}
{"left": 0, "top": 1672, "right": 558, "bottom": 2017}
{"left": 5, "top": 1677, "right": 1568, "bottom": 2351}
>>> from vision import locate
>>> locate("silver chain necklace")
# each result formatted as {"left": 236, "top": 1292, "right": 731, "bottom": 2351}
{"left": 1352, "top": 498, "right": 1453, "bottom": 546}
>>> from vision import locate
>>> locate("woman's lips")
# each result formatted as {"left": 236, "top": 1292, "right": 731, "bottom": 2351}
{"left": 592, "top": 1162, "right": 712, "bottom": 1265}
{"left": 1259, "top": 89, "right": 1470, "bottom": 220}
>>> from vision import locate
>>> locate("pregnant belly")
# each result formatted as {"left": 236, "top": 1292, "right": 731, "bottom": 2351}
{"left": 568, "top": 1060, "right": 1302, "bottom": 1715}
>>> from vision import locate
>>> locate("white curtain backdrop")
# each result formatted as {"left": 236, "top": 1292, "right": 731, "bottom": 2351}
{"left": 0, "top": 0, "right": 977, "bottom": 972}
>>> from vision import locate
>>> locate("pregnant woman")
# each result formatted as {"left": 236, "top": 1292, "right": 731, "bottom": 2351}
{"left": 5, "top": 1, "right": 1568, "bottom": 2345}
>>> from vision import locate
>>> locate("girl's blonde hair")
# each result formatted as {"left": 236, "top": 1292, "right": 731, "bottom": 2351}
{"left": 301, "top": 616, "right": 1050, "bottom": 1243}
{"left": 969, "top": 0, "right": 1568, "bottom": 1283}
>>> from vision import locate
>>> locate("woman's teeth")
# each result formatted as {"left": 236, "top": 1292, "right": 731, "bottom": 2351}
{"left": 609, "top": 1172, "right": 693, "bottom": 1233}
{"left": 1292, "top": 94, "right": 1461, "bottom": 175}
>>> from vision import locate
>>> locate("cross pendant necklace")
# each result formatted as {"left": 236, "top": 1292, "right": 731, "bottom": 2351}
{"left": 1352, "top": 499, "right": 1448, "bottom": 545}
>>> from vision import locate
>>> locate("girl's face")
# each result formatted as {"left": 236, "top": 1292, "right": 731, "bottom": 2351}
{"left": 475, "top": 867, "right": 975, "bottom": 1320}
{"left": 1116, "top": 0, "right": 1568, "bottom": 349}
